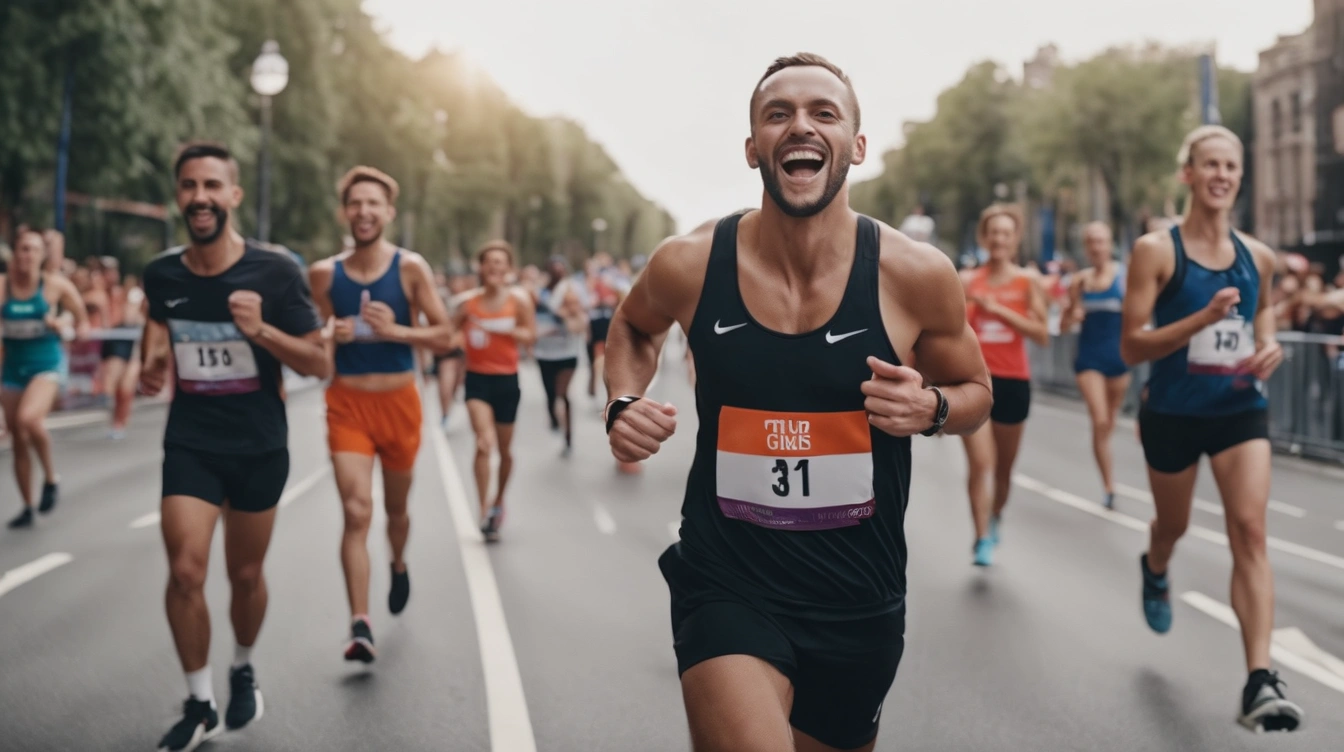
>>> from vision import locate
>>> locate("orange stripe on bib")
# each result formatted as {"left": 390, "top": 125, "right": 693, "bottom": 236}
{"left": 717, "top": 406, "right": 871, "bottom": 457}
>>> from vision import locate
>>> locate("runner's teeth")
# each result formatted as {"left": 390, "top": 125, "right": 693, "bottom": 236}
{"left": 783, "top": 150, "right": 824, "bottom": 163}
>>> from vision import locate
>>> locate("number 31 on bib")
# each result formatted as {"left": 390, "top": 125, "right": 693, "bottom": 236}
{"left": 1188, "top": 314, "right": 1254, "bottom": 375}
{"left": 715, "top": 406, "right": 875, "bottom": 531}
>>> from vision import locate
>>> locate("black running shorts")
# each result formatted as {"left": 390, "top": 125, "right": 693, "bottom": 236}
{"left": 464, "top": 372, "right": 521, "bottom": 424}
{"left": 161, "top": 445, "right": 290, "bottom": 512}
{"left": 989, "top": 376, "right": 1031, "bottom": 425}
{"left": 100, "top": 338, "right": 135, "bottom": 361}
{"left": 1138, "top": 407, "right": 1270, "bottom": 474}
{"left": 660, "top": 547, "right": 905, "bottom": 750}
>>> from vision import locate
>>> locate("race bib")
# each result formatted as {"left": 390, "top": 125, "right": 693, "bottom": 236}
{"left": 168, "top": 319, "right": 261, "bottom": 395}
{"left": 468, "top": 316, "right": 515, "bottom": 349}
{"left": 1188, "top": 315, "right": 1254, "bottom": 375}
{"left": 975, "top": 318, "right": 1015, "bottom": 344}
{"left": 351, "top": 315, "right": 378, "bottom": 343}
{"left": 2, "top": 318, "right": 50, "bottom": 340}
{"left": 715, "top": 406, "right": 875, "bottom": 531}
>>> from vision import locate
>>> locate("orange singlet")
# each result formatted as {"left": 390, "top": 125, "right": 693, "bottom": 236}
{"left": 461, "top": 292, "right": 520, "bottom": 375}
{"left": 966, "top": 267, "right": 1032, "bottom": 380}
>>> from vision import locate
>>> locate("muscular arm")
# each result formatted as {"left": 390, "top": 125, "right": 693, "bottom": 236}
{"left": 603, "top": 240, "right": 691, "bottom": 402}
{"left": 1250, "top": 243, "right": 1278, "bottom": 349}
{"left": 140, "top": 318, "right": 171, "bottom": 388}
{"left": 1120, "top": 235, "right": 1215, "bottom": 365}
{"left": 250, "top": 325, "right": 329, "bottom": 379}
{"left": 906, "top": 255, "right": 994, "bottom": 436}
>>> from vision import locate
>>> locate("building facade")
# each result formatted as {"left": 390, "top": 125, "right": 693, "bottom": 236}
{"left": 1253, "top": 31, "right": 1317, "bottom": 248}
{"left": 1313, "top": 0, "right": 1344, "bottom": 245}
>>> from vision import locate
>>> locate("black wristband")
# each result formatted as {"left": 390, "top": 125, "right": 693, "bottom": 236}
{"left": 605, "top": 396, "right": 641, "bottom": 434}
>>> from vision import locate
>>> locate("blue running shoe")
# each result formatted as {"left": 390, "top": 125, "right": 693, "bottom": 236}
{"left": 1103, "top": 492, "right": 1115, "bottom": 510}
{"left": 973, "top": 537, "right": 994, "bottom": 567}
{"left": 989, "top": 515, "right": 1001, "bottom": 545}
{"left": 1141, "top": 554, "right": 1172, "bottom": 634}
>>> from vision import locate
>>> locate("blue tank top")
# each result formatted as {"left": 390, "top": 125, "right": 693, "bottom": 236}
{"left": 2, "top": 277, "right": 63, "bottom": 365}
{"left": 1078, "top": 265, "right": 1123, "bottom": 347}
{"left": 1145, "top": 226, "right": 1266, "bottom": 416}
{"left": 331, "top": 250, "right": 415, "bottom": 375}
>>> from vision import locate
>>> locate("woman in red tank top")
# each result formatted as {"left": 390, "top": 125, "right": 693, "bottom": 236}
{"left": 452, "top": 241, "right": 536, "bottom": 542}
{"left": 961, "top": 205, "right": 1048, "bottom": 567}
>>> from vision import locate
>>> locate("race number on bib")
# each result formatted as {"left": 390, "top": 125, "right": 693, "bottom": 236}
{"left": 2, "top": 318, "right": 50, "bottom": 340}
{"left": 715, "top": 406, "right": 875, "bottom": 531}
{"left": 168, "top": 319, "right": 261, "bottom": 395}
{"left": 1188, "top": 316, "right": 1254, "bottom": 375}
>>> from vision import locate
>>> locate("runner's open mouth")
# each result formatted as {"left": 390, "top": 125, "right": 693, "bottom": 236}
{"left": 781, "top": 148, "right": 826, "bottom": 179}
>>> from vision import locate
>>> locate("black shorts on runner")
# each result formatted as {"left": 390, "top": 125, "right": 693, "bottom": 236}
{"left": 162, "top": 445, "right": 290, "bottom": 512}
{"left": 464, "top": 372, "right": 521, "bottom": 424}
{"left": 587, "top": 318, "right": 611, "bottom": 363}
{"left": 660, "top": 547, "right": 905, "bottom": 750}
{"left": 1138, "top": 407, "right": 1270, "bottom": 474}
{"left": 100, "top": 339, "right": 135, "bottom": 361}
{"left": 989, "top": 376, "right": 1031, "bottom": 425}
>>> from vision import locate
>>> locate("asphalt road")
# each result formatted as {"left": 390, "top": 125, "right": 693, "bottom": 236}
{"left": 1, "top": 353, "right": 1342, "bottom": 751}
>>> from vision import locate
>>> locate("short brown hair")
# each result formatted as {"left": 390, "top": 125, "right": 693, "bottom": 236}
{"left": 476, "top": 240, "right": 515, "bottom": 266}
{"left": 976, "top": 203, "right": 1024, "bottom": 246}
{"left": 750, "top": 53, "right": 860, "bottom": 133}
{"left": 337, "top": 166, "right": 400, "bottom": 205}
{"left": 174, "top": 141, "right": 240, "bottom": 183}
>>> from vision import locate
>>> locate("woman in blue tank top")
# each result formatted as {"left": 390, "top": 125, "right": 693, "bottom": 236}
{"left": 1, "top": 229, "right": 90, "bottom": 528}
{"left": 1120, "top": 125, "right": 1302, "bottom": 732}
{"left": 1062, "top": 221, "right": 1128, "bottom": 508}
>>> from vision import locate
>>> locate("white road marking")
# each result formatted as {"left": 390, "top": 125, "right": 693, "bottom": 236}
{"left": 1114, "top": 481, "right": 1223, "bottom": 517}
{"left": 0, "top": 553, "right": 74, "bottom": 598}
{"left": 1011, "top": 474, "right": 1147, "bottom": 533}
{"left": 1335, "top": 520, "right": 1344, "bottom": 533}
{"left": 1267, "top": 499, "right": 1307, "bottom": 518}
{"left": 1015, "top": 474, "right": 1344, "bottom": 573}
{"left": 1181, "top": 591, "right": 1344, "bottom": 695}
{"left": 430, "top": 423, "right": 537, "bottom": 752}
{"left": 129, "top": 466, "right": 331, "bottom": 528}
{"left": 44, "top": 413, "right": 105, "bottom": 430}
{"left": 668, "top": 521, "right": 681, "bottom": 543}
{"left": 129, "top": 512, "right": 160, "bottom": 529}
{"left": 593, "top": 504, "right": 617, "bottom": 535}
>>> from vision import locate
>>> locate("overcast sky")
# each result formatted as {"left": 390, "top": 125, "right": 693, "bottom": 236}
{"left": 365, "top": 0, "right": 1313, "bottom": 232}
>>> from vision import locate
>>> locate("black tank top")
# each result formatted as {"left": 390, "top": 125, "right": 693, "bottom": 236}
{"left": 673, "top": 212, "right": 911, "bottom": 621}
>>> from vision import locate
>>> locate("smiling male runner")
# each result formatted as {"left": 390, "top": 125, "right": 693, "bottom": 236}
{"left": 603, "top": 53, "right": 992, "bottom": 751}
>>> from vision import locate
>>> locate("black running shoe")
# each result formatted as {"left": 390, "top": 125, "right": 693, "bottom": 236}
{"left": 343, "top": 618, "right": 376, "bottom": 663}
{"left": 389, "top": 565, "right": 410, "bottom": 615}
{"left": 38, "top": 482, "right": 57, "bottom": 514}
{"left": 1238, "top": 669, "right": 1304, "bottom": 732}
{"left": 7, "top": 508, "right": 34, "bottom": 529}
{"left": 480, "top": 507, "right": 502, "bottom": 543}
{"left": 158, "top": 697, "right": 221, "bottom": 751}
{"left": 225, "top": 663, "right": 264, "bottom": 730}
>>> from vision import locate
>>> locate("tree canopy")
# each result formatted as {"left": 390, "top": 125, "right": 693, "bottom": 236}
{"left": 0, "top": 0, "right": 674, "bottom": 270}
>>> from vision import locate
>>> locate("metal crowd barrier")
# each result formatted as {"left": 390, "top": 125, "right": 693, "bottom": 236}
{"left": 1029, "top": 330, "right": 1344, "bottom": 463}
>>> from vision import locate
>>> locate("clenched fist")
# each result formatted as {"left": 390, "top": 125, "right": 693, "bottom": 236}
{"left": 608, "top": 399, "right": 678, "bottom": 464}
{"left": 860, "top": 356, "right": 938, "bottom": 437}
{"left": 228, "top": 290, "right": 264, "bottom": 339}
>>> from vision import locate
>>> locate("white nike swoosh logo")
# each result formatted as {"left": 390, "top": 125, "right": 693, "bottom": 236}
{"left": 714, "top": 321, "right": 747, "bottom": 335}
{"left": 825, "top": 328, "right": 867, "bottom": 344}
{"left": 165, "top": 298, "right": 188, "bottom": 308}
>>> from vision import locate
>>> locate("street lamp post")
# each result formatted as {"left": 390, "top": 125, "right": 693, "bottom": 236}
{"left": 250, "top": 40, "right": 289, "bottom": 243}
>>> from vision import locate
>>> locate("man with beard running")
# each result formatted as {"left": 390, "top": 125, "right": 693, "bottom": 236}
{"left": 309, "top": 166, "right": 454, "bottom": 663}
{"left": 603, "top": 54, "right": 992, "bottom": 751}
{"left": 1122, "top": 125, "right": 1303, "bottom": 732}
{"left": 142, "top": 143, "right": 329, "bottom": 751}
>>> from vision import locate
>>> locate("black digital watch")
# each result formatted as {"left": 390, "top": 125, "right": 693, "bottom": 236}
{"left": 605, "top": 395, "right": 642, "bottom": 435}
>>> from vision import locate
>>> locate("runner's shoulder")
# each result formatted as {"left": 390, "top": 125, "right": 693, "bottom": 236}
{"left": 873, "top": 218, "right": 957, "bottom": 290}
{"left": 642, "top": 217, "right": 717, "bottom": 291}
{"left": 1233, "top": 231, "right": 1277, "bottom": 272}
{"left": 1130, "top": 230, "right": 1177, "bottom": 273}
{"left": 396, "top": 247, "right": 434, "bottom": 277}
